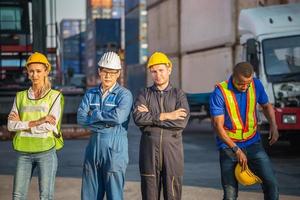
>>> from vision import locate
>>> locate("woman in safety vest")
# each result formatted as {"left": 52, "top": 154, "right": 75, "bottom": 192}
{"left": 7, "top": 52, "right": 64, "bottom": 200}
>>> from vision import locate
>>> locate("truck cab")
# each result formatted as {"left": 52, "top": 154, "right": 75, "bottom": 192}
{"left": 239, "top": 4, "right": 300, "bottom": 145}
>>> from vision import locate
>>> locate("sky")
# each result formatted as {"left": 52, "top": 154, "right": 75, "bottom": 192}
{"left": 55, "top": 0, "right": 86, "bottom": 23}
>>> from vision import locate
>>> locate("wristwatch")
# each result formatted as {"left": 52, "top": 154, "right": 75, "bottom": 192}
{"left": 231, "top": 146, "right": 239, "bottom": 153}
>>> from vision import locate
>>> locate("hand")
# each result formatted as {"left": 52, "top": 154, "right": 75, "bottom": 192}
{"left": 137, "top": 104, "right": 149, "bottom": 113}
{"left": 235, "top": 148, "right": 248, "bottom": 170}
{"left": 167, "top": 108, "right": 187, "bottom": 120}
{"left": 269, "top": 124, "right": 279, "bottom": 146}
{"left": 8, "top": 112, "right": 20, "bottom": 121}
{"left": 43, "top": 115, "right": 56, "bottom": 125}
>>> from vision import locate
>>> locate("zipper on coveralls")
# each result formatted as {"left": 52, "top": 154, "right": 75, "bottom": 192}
{"left": 159, "top": 91, "right": 164, "bottom": 171}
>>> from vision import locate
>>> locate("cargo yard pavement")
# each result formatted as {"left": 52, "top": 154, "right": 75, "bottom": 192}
{"left": 1, "top": 120, "right": 300, "bottom": 200}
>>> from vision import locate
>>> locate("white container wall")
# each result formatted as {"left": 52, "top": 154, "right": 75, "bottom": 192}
{"left": 169, "top": 56, "right": 180, "bottom": 88}
{"left": 182, "top": 47, "right": 233, "bottom": 93}
{"left": 147, "top": 0, "right": 162, "bottom": 7}
{"left": 147, "top": 0, "right": 179, "bottom": 54}
{"left": 181, "top": 0, "right": 236, "bottom": 53}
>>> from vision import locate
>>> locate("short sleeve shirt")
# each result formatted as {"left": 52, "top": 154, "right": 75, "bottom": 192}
{"left": 209, "top": 76, "right": 269, "bottom": 149}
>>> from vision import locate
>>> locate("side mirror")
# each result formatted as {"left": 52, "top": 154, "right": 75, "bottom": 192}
{"left": 246, "top": 39, "right": 259, "bottom": 76}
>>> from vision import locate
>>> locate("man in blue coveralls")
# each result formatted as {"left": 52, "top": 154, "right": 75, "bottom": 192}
{"left": 77, "top": 51, "right": 133, "bottom": 200}
{"left": 209, "top": 62, "right": 279, "bottom": 200}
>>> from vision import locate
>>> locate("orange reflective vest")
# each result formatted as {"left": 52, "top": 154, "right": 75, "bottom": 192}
{"left": 217, "top": 80, "right": 257, "bottom": 142}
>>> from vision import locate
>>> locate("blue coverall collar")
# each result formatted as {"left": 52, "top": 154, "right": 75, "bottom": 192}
{"left": 98, "top": 82, "right": 119, "bottom": 95}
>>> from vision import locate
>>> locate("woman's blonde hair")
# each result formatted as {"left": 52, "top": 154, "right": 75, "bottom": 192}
{"left": 43, "top": 69, "right": 52, "bottom": 95}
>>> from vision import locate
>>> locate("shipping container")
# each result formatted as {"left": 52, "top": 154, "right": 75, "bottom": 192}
{"left": 60, "top": 20, "right": 85, "bottom": 78}
{"left": 63, "top": 60, "right": 81, "bottom": 74}
{"left": 125, "top": 5, "right": 139, "bottom": 65}
{"left": 125, "top": 0, "right": 139, "bottom": 13}
{"left": 182, "top": 47, "right": 232, "bottom": 93}
{"left": 90, "top": 0, "right": 112, "bottom": 8}
{"left": 125, "top": 1, "right": 148, "bottom": 65}
{"left": 126, "top": 64, "right": 147, "bottom": 97}
{"left": 169, "top": 56, "right": 180, "bottom": 88}
{"left": 60, "top": 20, "right": 83, "bottom": 39}
{"left": 95, "top": 19, "right": 121, "bottom": 48}
{"left": 147, "top": 0, "right": 161, "bottom": 7}
{"left": 85, "top": 18, "right": 121, "bottom": 87}
{"left": 126, "top": 7, "right": 139, "bottom": 44}
{"left": 126, "top": 42, "right": 140, "bottom": 64}
{"left": 181, "top": 0, "right": 236, "bottom": 53}
{"left": 147, "top": 0, "right": 178, "bottom": 55}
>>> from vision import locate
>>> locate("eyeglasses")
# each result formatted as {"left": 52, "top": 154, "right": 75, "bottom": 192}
{"left": 234, "top": 79, "right": 251, "bottom": 87}
{"left": 99, "top": 69, "right": 119, "bottom": 76}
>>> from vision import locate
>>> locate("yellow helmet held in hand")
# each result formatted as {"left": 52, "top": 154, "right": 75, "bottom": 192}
{"left": 235, "top": 163, "right": 262, "bottom": 186}
{"left": 147, "top": 52, "right": 172, "bottom": 68}
{"left": 26, "top": 52, "right": 51, "bottom": 71}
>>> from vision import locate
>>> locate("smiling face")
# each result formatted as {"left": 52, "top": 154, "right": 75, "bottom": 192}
{"left": 27, "top": 63, "right": 49, "bottom": 87}
{"left": 149, "top": 64, "right": 171, "bottom": 87}
{"left": 98, "top": 67, "right": 120, "bottom": 89}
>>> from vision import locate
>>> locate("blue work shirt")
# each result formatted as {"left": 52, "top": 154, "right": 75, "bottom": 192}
{"left": 77, "top": 83, "right": 133, "bottom": 134}
{"left": 209, "top": 76, "right": 269, "bottom": 149}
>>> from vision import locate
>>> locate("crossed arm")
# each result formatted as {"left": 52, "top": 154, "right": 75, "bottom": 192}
{"left": 7, "top": 97, "right": 60, "bottom": 133}
{"left": 133, "top": 90, "right": 190, "bottom": 129}
{"left": 77, "top": 91, "right": 133, "bottom": 129}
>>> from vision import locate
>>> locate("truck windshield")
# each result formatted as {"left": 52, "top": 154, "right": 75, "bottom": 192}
{"left": 263, "top": 35, "right": 300, "bottom": 81}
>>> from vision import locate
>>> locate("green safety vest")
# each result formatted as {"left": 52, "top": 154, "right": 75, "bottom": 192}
{"left": 13, "top": 89, "right": 64, "bottom": 152}
{"left": 217, "top": 81, "right": 257, "bottom": 142}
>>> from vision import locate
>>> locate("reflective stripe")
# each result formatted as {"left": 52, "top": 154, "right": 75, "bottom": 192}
{"left": 140, "top": 174, "right": 155, "bottom": 177}
{"left": 89, "top": 103, "right": 100, "bottom": 106}
{"left": 20, "top": 131, "right": 52, "bottom": 138}
{"left": 247, "top": 81, "right": 257, "bottom": 132}
{"left": 105, "top": 103, "right": 117, "bottom": 107}
{"left": 172, "top": 176, "right": 175, "bottom": 197}
{"left": 13, "top": 89, "right": 63, "bottom": 152}
{"left": 218, "top": 81, "right": 242, "bottom": 131}
{"left": 218, "top": 81, "right": 257, "bottom": 141}
{"left": 21, "top": 104, "right": 49, "bottom": 113}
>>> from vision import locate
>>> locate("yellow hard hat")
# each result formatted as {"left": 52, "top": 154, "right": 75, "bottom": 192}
{"left": 147, "top": 52, "right": 172, "bottom": 68}
{"left": 235, "top": 164, "right": 262, "bottom": 186}
{"left": 26, "top": 52, "right": 51, "bottom": 71}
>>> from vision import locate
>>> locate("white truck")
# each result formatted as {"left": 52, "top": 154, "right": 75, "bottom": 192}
{"left": 238, "top": 4, "right": 300, "bottom": 146}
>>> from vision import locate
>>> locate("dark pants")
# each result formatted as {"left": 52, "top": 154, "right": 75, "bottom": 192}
{"left": 140, "top": 132, "right": 183, "bottom": 200}
{"left": 219, "top": 142, "right": 279, "bottom": 200}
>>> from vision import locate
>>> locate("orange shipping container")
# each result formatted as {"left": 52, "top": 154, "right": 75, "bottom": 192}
{"left": 90, "top": 0, "right": 112, "bottom": 8}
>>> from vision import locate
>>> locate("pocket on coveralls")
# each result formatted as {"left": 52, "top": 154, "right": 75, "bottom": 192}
{"left": 108, "top": 138, "right": 128, "bottom": 172}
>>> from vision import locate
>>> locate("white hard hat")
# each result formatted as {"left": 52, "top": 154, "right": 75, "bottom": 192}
{"left": 98, "top": 51, "right": 121, "bottom": 70}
